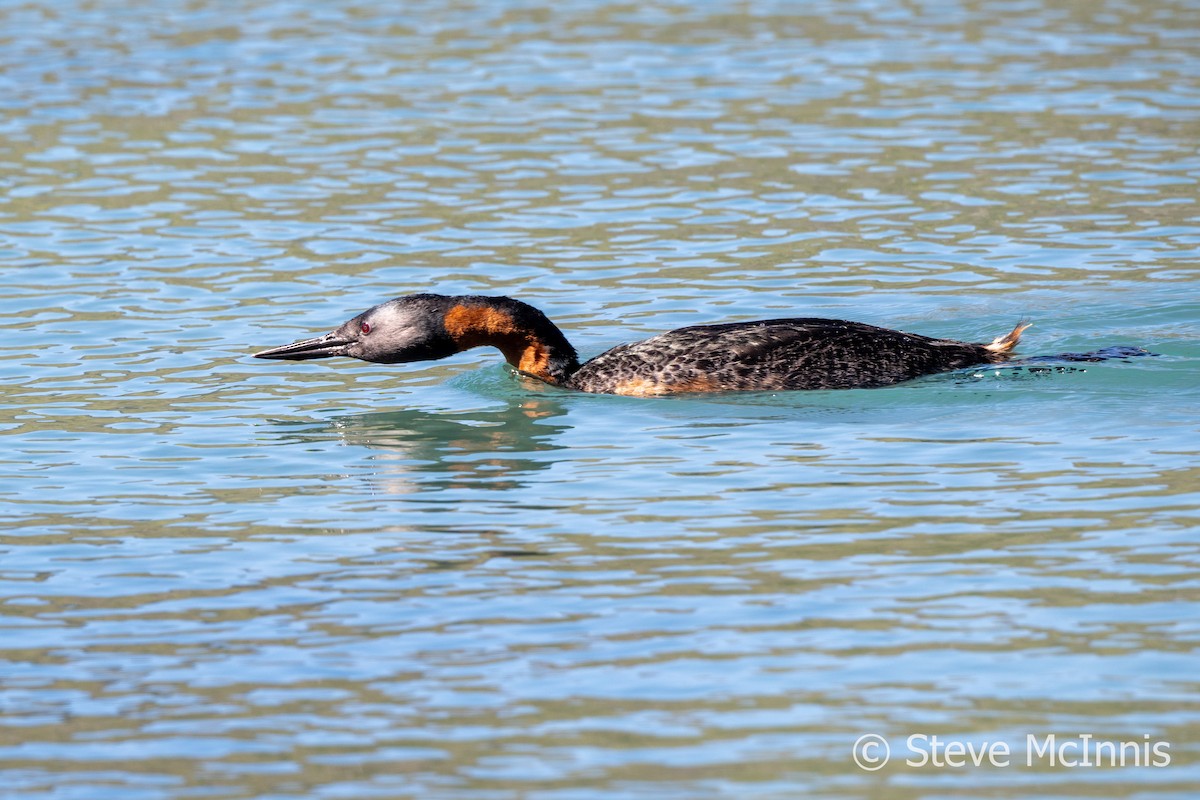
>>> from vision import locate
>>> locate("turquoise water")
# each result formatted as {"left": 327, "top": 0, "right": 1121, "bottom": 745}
{"left": 1, "top": 1, "right": 1198, "bottom": 797}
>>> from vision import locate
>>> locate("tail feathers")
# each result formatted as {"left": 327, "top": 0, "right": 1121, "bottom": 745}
{"left": 984, "top": 321, "right": 1032, "bottom": 355}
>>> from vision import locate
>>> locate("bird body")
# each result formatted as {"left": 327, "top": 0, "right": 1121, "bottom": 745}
{"left": 567, "top": 318, "right": 1014, "bottom": 394}
{"left": 254, "top": 294, "right": 1029, "bottom": 396}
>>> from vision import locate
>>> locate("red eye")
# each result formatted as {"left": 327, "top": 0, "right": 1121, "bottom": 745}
{"left": 361, "top": 322, "right": 371, "bottom": 334}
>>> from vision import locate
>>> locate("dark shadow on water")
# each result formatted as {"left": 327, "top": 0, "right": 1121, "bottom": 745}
{"left": 1018, "top": 345, "right": 1157, "bottom": 363}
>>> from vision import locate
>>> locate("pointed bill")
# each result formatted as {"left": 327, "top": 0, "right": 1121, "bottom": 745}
{"left": 254, "top": 331, "right": 353, "bottom": 360}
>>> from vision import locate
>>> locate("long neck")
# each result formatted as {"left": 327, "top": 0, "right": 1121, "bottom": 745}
{"left": 441, "top": 296, "right": 580, "bottom": 385}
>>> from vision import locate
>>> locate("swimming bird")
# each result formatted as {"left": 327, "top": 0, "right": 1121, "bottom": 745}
{"left": 253, "top": 294, "right": 1029, "bottom": 395}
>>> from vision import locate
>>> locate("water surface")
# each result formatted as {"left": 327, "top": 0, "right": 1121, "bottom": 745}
{"left": 1, "top": 1, "right": 1198, "bottom": 797}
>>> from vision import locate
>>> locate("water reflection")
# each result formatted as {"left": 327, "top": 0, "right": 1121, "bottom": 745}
{"left": 282, "top": 398, "right": 573, "bottom": 495}
{"left": 1, "top": 0, "right": 1198, "bottom": 796}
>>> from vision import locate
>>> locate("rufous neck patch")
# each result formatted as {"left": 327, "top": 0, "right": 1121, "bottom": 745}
{"left": 443, "top": 303, "right": 557, "bottom": 383}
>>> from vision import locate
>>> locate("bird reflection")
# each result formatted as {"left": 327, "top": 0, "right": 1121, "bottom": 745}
{"left": 317, "top": 398, "right": 572, "bottom": 496}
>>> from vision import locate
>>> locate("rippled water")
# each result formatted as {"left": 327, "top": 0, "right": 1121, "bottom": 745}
{"left": 2, "top": 1, "right": 1198, "bottom": 797}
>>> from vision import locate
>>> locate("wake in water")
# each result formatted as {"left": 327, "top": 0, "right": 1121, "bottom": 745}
{"left": 954, "top": 345, "right": 1157, "bottom": 382}
{"left": 1019, "top": 345, "right": 1156, "bottom": 363}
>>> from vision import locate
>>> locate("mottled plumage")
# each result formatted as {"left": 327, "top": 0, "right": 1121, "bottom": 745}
{"left": 254, "top": 294, "right": 1029, "bottom": 396}
{"left": 567, "top": 319, "right": 1009, "bottom": 394}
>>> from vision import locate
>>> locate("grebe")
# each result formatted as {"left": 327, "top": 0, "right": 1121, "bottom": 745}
{"left": 253, "top": 294, "right": 1029, "bottom": 395}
